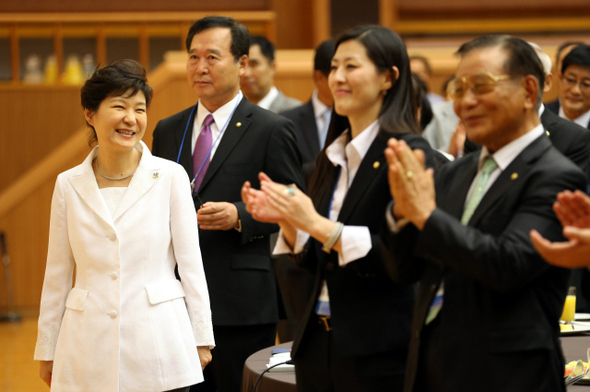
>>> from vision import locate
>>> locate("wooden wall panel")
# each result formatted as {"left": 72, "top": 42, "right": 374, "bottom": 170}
{"left": 0, "top": 0, "right": 268, "bottom": 13}
{"left": 0, "top": 86, "right": 85, "bottom": 194}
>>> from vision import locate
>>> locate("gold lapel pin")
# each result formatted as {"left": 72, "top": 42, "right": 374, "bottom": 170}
{"left": 153, "top": 172, "right": 159, "bottom": 179}
{"left": 373, "top": 161, "right": 380, "bottom": 169}
{"left": 545, "top": 130, "right": 550, "bottom": 137}
{"left": 511, "top": 173, "right": 518, "bottom": 180}
{"left": 236, "top": 122, "right": 242, "bottom": 127}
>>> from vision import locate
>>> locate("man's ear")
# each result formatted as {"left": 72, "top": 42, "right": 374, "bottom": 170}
{"left": 237, "top": 54, "right": 248, "bottom": 77}
{"left": 522, "top": 75, "right": 540, "bottom": 110}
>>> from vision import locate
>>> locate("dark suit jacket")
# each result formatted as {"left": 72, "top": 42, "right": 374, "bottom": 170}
{"left": 546, "top": 99, "right": 590, "bottom": 129}
{"left": 280, "top": 100, "right": 321, "bottom": 176}
{"left": 291, "top": 132, "right": 433, "bottom": 361}
{"left": 383, "top": 135, "right": 587, "bottom": 392}
{"left": 464, "top": 108, "right": 590, "bottom": 173}
{"left": 152, "top": 98, "right": 304, "bottom": 326}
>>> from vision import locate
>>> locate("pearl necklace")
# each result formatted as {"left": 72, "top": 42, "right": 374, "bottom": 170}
{"left": 95, "top": 159, "right": 137, "bottom": 181}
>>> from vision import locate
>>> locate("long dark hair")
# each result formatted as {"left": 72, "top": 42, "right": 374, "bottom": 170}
{"left": 307, "top": 25, "right": 419, "bottom": 207}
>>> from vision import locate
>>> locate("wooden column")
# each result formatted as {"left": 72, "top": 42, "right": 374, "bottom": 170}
{"left": 9, "top": 24, "right": 19, "bottom": 84}
{"left": 379, "top": 0, "right": 399, "bottom": 31}
{"left": 53, "top": 24, "right": 63, "bottom": 81}
{"left": 96, "top": 24, "right": 106, "bottom": 66}
{"left": 139, "top": 22, "right": 149, "bottom": 70}
{"left": 312, "top": 0, "right": 331, "bottom": 45}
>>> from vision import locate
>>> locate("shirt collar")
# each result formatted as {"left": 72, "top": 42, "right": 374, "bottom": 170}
{"left": 479, "top": 123, "right": 544, "bottom": 171}
{"left": 196, "top": 91, "right": 243, "bottom": 131}
{"left": 311, "top": 89, "right": 331, "bottom": 119}
{"left": 326, "top": 119, "right": 380, "bottom": 168}
{"left": 257, "top": 86, "right": 279, "bottom": 110}
{"left": 559, "top": 106, "right": 590, "bottom": 128}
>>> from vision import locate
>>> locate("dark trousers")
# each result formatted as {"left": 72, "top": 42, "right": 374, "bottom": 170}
{"left": 292, "top": 319, "right": 406, "bottom": 392}
{"left": 413, "top": 317, "right": 445, "bottom": 392}
{"left": 190, "top": 323, "right": 276, "bottom": 392}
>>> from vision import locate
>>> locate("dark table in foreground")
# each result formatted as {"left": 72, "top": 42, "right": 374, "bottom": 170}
{"left": 242, "top": 335, "right": 590, "bottom": 392}
{"left": 241, "top": 342, "right": 295, "bottom": 392}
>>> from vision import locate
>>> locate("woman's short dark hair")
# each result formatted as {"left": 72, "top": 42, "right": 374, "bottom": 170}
{"left": 307, "top": 25, "right": 419, "bottom": 206}
{"left": 81, "top": 59, "right": 153, "bottom": 145}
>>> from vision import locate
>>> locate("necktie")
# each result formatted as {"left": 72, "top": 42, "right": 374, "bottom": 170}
{"left": 425, "top": 156, "right": 498, "bottom": 325}
{"left": 461, "top": 156, "right": 498, "bottom": 225}
{"left": 192, "top": 114, "right": 214, "bottom": 193}
{"left": 318, "top": 109, "right": 331, "bottom": 150}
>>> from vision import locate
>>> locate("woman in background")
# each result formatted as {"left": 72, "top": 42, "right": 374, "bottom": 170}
{"left": 242, "top": 26, "right": 433, "bottom": 391}
{"left": 34, "top": 60, "right": 214, "bottom": 392}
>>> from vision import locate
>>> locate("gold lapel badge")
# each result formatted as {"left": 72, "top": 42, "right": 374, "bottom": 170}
{"left": 373, "top": 161, "right": 380, "bottom": 169}
{"left": 511, "top": 172, "right": 518, "bottom": 180}
{"left": 236, "top": 122, "right": 242, "bottom": 127}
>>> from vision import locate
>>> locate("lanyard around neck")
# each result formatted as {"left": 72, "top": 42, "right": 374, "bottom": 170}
{"left": 174, "top": 96, "right": 241, "bottom": 190}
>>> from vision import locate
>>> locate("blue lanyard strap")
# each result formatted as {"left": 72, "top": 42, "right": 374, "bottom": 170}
{"left": 175, "top": 95, "right": 242, "bottom": 190}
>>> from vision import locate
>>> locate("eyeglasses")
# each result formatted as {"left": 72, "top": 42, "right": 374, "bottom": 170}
{"left": 562, "top": 74, "right": 590, "bottom": 92}
{"left": 447, "top": 72, "right": 514, "bottom": 101}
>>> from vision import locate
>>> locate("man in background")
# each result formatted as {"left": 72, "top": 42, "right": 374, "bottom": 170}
{"left": 281, "top": 39, "right": 336, "bottom": 176}
{"left": 241, "top": 35, "right": 301, "bottom": 113}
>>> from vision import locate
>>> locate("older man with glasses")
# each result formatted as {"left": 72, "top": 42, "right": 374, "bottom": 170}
{"left": 381, "top": 35, "right": 586, "bottom": 392}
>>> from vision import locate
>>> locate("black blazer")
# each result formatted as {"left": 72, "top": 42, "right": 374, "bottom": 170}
{"left": 291, "top": 132, "right": 433, "bottom": 360}
{"left": 546, "top": 99, "right": 590, "bottom": 129}
{"left": 152, "top": 98, "right": 305, "bottom": 326}
{"left": 280, "top": 100, "right": 321, "bottom": 176}
{"left": 464, "top": 108, "right": 590, "bottom": 172}
{"left": 383, "top": 136, "right": 587, "bottom": 392}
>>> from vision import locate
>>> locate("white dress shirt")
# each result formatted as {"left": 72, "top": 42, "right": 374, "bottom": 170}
{"left": 256, "top": 86, "right": 279, "bottom": 111}
{"left": 191, "top": 91, "right": 243, "bottom": 159}
{"left": 274, "top": 120, "right": 379, "bottom": 267}
{"left": 559, "top": 106, "right": 590, "bottom": 129}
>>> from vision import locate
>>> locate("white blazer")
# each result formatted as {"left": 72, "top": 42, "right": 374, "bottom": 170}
{"left": 34, "top": 141, "right": 214, "bottom": 392}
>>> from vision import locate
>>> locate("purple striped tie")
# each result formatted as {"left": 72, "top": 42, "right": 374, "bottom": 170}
{"left": 192, "top": 114, "right": 214, "bottom": 192}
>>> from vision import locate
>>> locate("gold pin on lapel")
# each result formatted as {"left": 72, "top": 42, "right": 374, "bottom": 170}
{"left": 511, "top": 172, "right": 518, "bottom": 180}
{"left": 545, "top": 130, "right": 550, "bottom": 137}
{"left": 373, "top": 161, "right": 380, "bottom": 169}
{"left": 236, "top": 122, "right": 242, "bottom": 127}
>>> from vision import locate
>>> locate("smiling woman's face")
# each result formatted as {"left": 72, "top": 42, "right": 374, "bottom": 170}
{"left": 84, "top": 90, "right": 147, "bottom": 151}
{"left": 328, "top": 39, "right": 390, "bottom": 121}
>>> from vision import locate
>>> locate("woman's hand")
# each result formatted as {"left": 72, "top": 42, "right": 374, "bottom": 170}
{"left": 241, "top": 176, "right": 285, "bottom": 223}
{"left": 260, "top": 173, "right": 323, "bottom": 234}
{"left": 40, "top": 360, "right": 53, "bottom": 387}
{"left": 197, "top": 346, "right": 212, "bottom": 370}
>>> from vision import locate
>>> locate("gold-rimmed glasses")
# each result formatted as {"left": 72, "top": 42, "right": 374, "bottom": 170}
{"left": 447, "top": 72, "right": 515, "bottom": 101}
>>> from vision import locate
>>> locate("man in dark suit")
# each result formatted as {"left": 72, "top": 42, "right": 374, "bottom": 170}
{"left": 281, "top": 39, "right": 336, "bottom": 176}
{"left": 151, "top": 16, "right": 304, "bottom": 392}
{"left": 240, "top": 36, "right": 300, "bottom": 113}
{"left": 546, "top": 44, "right": 590, "bottom": 130}
{"left": 382, "top": 35, "right": 586, "bottom": 392}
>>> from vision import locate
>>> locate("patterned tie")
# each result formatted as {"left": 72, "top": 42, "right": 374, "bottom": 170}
{"left": 461, "top": 156, "right": 498, "bottom": 225}
{"left": 318, "top": 109, "right": 331, "bottom": 149}
{"left": 425, "top": 155, "right": 498, "bottom": 325}
{"left": 192, "top": 114, "right": 214, "bottom": 193}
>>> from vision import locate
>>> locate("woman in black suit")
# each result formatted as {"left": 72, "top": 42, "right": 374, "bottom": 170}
{"left": 242, "top": 25, "right": 433, "bottom": 391}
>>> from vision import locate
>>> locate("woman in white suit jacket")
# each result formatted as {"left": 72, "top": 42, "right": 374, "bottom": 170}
{"left": 34, "top": 60, "right": 214, "bottom": 392}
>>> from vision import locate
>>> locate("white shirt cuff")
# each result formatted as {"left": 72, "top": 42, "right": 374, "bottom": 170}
{"left": 338, "top": 226, "right": 371, "bottom": 266}
{"left": 273, "top": 229, "right": 310, "bottom": 255}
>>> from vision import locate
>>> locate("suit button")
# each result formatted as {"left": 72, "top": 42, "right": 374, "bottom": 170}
{"left": 326, "top": 262, "right": 335, "bottom": 272}
{"left": 108, "top": 310, "right": 118, "bottom": 319}
{"left": 110, "top": 272, "right": 118, "bottom": 280}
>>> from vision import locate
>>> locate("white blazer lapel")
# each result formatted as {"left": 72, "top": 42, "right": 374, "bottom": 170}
{"left": 68, "top": 146, "right": 114, "bottom": 227}
{"left": 114, "top": 141, "right": 161, "bottom": 221}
